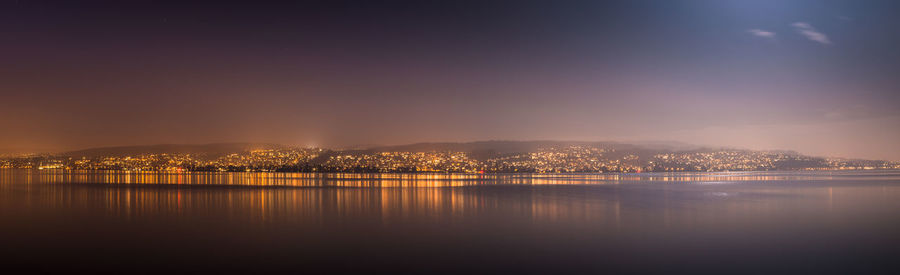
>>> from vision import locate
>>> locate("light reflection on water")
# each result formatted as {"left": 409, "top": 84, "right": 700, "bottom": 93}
{"left": 3, "top": 169, "right": 900, "bottom": 226}
{"left": 8, "top": 169, "right": 900, "bottom": 187}
{"left": 2, "top": 169, "right": 900, "bottom": 273}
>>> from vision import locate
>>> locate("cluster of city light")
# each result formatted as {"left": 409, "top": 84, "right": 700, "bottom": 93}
{"left": 484, "top": 146, "right": 644, "bottom": 172}
{"left": 0, "top": 149, "right": 322, "bottom": 172}
{"left": 1, "top": 146, "right": 899, "bottom": 173}
{"left": 325, "top": 151, "right": 481, "bottom": 173}
{"left": 650, "top": 151, "right": 783, "bottom": 171}
{"left": 822, "top": 158, "right": 900, "bottom": 170}
{"left": 203, "top": 149, "right": 323, "bottom": 171}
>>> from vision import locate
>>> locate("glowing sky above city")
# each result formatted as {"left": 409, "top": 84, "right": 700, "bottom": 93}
{"left": 1, "top": 0, "right": 899, "bottom": 160}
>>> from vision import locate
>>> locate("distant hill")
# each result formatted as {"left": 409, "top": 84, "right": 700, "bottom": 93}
{"left": 0, "top": 147, "right": 56, "bottom": 156}
{"left": 368, "top": 140, "right": 641, "bottom": 154}
{"left": 61, "top": 140, "right": 696, "bottom": 159}
{"left": 55, "top": 140, "right": 820, "bottom": 162}
{"left": 628, "top": 140, "right": 703, "bottom": 151}
{"left": 360, "top": 140, "right": 722, "bottom": 161}
{"left": 61, "top": 143, "right": 289, "bottom": 159}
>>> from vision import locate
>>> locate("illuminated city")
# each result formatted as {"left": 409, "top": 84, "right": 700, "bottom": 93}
{"left": 2, "top": 144, "right": 897, "bottom": 173}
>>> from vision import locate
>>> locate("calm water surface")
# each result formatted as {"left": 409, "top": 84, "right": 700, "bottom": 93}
{"left": 2, "top": 169, "right": 900, "bottom": 274}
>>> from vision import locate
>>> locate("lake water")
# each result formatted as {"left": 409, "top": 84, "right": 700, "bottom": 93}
{"left": 2, "top": 169, "right": 900, "bottom": 273}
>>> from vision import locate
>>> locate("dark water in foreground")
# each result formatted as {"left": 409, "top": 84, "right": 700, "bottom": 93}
{"left": 2, "top": 169, "right": 900, "bottom": 274}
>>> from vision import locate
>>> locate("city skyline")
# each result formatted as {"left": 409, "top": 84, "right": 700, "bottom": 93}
{"left": 4, "top": 141, "right": 897, "bottom": 173}
{"left": 2, "top": 137, "right": 899, "bottom": 162}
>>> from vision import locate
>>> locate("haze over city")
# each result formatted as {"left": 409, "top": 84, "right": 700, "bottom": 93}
{"left": 2, "top": 0, "right": 899, "bottom": 160}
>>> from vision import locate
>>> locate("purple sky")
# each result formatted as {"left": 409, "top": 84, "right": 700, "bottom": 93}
{"left": 1, "top": 1, "right": 899, "bottom": 160}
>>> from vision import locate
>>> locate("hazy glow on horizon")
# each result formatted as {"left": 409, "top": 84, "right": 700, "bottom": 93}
{"left": 1, "top": 0, "right": 899, "bottom": 160}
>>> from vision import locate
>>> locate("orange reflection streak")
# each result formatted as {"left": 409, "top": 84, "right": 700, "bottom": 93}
{"left": 3, "top": 169, "right": 900, "bottom": 228}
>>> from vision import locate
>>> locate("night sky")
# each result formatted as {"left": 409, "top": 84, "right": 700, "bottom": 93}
{"left": 2, "top": 0, "right": 899, "bottom": 160}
